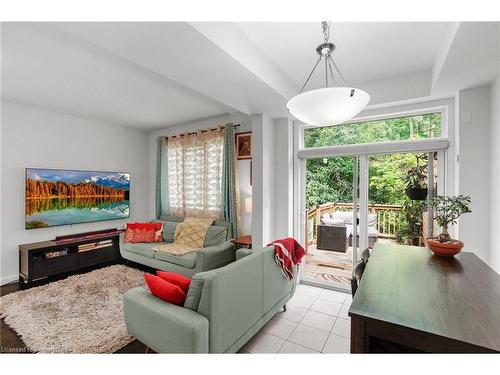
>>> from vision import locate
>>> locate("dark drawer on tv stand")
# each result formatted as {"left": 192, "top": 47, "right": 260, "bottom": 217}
{"left": 32, "top": 253, "right": 79, "bottom": 279}
{"left": 78, "top": 246, "right": 120, "bottom": 269}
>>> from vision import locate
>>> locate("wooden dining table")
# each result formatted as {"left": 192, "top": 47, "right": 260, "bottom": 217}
{"left": 348, "top": 243, "right": 500, "bottom": 353}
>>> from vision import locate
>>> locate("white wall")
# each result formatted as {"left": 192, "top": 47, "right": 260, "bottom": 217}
{"left": 251, "top": 114, "right": 275, "bottom": 248}
{"left": 359, "top": 70, "right": 433, "bottom": 106}
{"left": 0, "top": 102, "right": 149, "bottom": 285}
{"left": 238, "top": 153, "right": 252, "bottom": 236}
{"left": 457, "top": 87, "right": 491, "bottom": 263}
{"left": 147, "top": 112, "right": 253, "bottom": 236}
{"left": 489, "top": 77, "right": 500, "bottom": 274}
{"left": 273, "top": 118, "right": 294, "bottom": 238}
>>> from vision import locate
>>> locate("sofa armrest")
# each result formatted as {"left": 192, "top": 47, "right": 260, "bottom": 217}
{"left": 195, "top": 241, "right": 236, "bottom": 272}
{"left": 236, "top": 248, "right": 254, "bottom": 260}
{"left": 123, "top": 287, "right": 209, "bottom": 353}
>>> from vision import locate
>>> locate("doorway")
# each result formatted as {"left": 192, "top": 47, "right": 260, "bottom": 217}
{"left": 296, "top": 107, "right": 450, "bottom": 291}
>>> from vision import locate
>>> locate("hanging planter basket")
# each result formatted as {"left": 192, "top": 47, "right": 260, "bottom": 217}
{"left": 405, "top": 187, "right": 428, "bottom": 201}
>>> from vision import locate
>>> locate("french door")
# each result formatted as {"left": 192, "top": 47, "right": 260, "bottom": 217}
{"left": 300, "top": 155, "right": 368, "bottom": 291}
{"left": 297, "top": 147, "right": 446, "bottom": 292}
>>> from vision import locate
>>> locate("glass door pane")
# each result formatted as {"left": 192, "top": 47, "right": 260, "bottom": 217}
{"left": 367, "top": 151, "right": 440, "bottom": 247}
{"left": 304, "top": 156, "right": 358, "bottom": 289}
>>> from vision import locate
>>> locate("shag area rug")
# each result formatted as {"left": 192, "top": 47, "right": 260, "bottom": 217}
{"left": 0, "top": 264, "right": 145, "bottom": 353}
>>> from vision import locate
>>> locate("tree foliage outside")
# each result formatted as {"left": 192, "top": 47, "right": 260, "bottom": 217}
{"left": 395, "top": 198, "right": 425, "bottom": 245}
{"left": 304, "top": 113, "right": 441, "bottom": 209}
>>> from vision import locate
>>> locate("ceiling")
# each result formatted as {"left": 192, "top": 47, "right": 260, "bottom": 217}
{"left": 1, "top": 22, "right": 498, "bottom": 131}
{"left": 236, "top": 22, "right": 448, "bottom": 87}
{"left": 1, "top": 23, "right": 233, "bottom": 130}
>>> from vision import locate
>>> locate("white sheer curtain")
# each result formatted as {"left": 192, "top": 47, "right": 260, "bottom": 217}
{"left": 167, "top": 128, "right": 224, "bottom": 218}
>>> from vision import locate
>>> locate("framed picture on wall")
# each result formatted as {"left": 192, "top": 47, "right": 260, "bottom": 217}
{"left": 235, "top": 132, "right": 252, "bottom": 160}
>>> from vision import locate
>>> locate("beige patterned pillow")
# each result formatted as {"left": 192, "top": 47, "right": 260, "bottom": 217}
{"left": 174, "top": 217, "right": 215, "bottom": 249}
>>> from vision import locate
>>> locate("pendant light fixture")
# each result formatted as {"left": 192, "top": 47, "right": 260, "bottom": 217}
{"left": 286, "top": 22, "right": 370, "bottom": 126}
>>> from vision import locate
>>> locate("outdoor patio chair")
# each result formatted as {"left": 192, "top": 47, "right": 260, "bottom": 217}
{"left": 316, "top": 224, "right": 349, "bottom": 252}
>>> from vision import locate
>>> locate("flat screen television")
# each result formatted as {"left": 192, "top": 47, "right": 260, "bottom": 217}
{"left": 25, "top": 168, "right": 130, "bottom": 229}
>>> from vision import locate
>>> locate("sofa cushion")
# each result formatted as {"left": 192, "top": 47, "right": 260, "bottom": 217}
{"left": 331, "top": 211, "right": 354, "bottom": 225}
{"left": 320, "top": 214, "right": 330, "bottom": 224}
{"left": 184, "top": 277, "right": 204, "bottom": 311}
{"left": 157, "top": 271, "right": 191, "bottom": 294}
{"left": 153, "top": 250, "right": 197, "bottom": 269}
{"left": 204, "top": 225, "right": 228, "bottom": 247}
{"left": 121, "top": 242, "right": 156, "bottom": 258}
{"left": 368, "top": 214, "right": 377, "bottom": 228}
{"left": 144, "top": 273, "right": 186, "bottom": 306}
{"left": 322, "top": 217, "right": 345, "bottom": 226}
{"left": 345, "top": 225, "right": 379, "bottom": 237}
{"left": 152, "top": 220, "right": 178, "bottom": 243}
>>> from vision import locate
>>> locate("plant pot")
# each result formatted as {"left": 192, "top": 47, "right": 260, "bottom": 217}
{"left": 405, "top": 187, "right": 428, "bottom": 201}
{"left": 426, "top": 238, "right": 464, "bottom": 257}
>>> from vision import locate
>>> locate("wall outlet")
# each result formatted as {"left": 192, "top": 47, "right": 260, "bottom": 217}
{"left": 461, "top": 111, "right": 472, "bottom": 124}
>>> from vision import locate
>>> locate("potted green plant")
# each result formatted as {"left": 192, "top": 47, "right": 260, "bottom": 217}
{"left": 426, "top": 195, "right": 471, "bottom": 257}
{"left": 396, "top": 199, "right": 424, "bottom": 246}
{"left": 404, "top": 154, "right": 428, "bottom": 201}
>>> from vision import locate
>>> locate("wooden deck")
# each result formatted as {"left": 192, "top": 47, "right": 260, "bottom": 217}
{"left": 304, "top": 238, "right": 397, "bottom": 285}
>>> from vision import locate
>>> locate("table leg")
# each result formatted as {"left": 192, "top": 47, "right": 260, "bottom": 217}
{"left": 350, "top": 317, "right": 368, "bottom": 353}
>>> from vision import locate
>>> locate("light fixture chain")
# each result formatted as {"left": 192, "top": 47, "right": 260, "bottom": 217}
{"left": 299, "top": 55, "right": 322, "bottom": 93}
{"left": 328, "top": 59, "right": 337, "bottom": 87}
{"left": 325, "top": 57, "right": 328, "bottom": 87}
{"left": 321, "top": 21, "right": 330, "bottom": 43}
{"left": 329, "top": 56, "right": 348, "bottom": 87}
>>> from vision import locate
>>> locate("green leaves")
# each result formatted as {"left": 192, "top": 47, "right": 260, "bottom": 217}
{"left": 429, "top": 195, "right": 472, "bottom": 229}
{"left": 304, "top": 113, "right": 441, "bottom": 210}
{"left": 404, "top": 153, "right": 428, "bottom": 189}
{"left": 395, "top": 198, "right": 425, "bottom": 245}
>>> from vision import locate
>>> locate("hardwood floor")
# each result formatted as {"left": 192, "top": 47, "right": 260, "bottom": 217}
{"left": 1, "top": 282, "right": 29, "bottom": 353}
{"left": 0, "top": 272, "right": 149, "bottom": 354}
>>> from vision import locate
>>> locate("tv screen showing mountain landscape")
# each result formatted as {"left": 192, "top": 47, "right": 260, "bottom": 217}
{"left": 25, "top": 168, "right": 130, "bottom": 229}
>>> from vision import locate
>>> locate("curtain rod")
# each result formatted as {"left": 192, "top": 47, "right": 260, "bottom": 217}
{"left": 166, "top": 123, "right": 241, "bottom": 138}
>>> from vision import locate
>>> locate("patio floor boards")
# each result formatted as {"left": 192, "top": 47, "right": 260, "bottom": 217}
{"left": 304, "top": 238, "right": 396, "bottom": 285}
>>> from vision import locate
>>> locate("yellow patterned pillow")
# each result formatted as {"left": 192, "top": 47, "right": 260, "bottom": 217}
{"left": 174, "top": 217, "right": 215, "bottom": 249}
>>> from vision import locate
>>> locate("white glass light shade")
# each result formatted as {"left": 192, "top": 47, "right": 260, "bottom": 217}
{"left": 286, "top": 87, "right": 370, "bottom": 126}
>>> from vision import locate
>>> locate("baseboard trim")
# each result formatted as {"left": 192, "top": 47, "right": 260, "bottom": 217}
{"left": 1, "top": 275, "right": 19, "bottom": 286}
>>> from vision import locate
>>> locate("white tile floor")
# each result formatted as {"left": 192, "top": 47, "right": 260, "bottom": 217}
{"left": 240, "top": 284, "right": 351, "bottom": 354}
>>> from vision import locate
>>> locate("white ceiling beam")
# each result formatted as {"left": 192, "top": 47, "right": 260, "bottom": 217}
{"left": 431, "top": 22, "right": 460, "bottom": 90}
{"left": 56, "top": 22, "right": 292, "bottom": 118}
{"left": 189, "top": 22, "right": 298, "bottom": 99}
{"left": 431, "top": 22, "right": 500, "bottom": 96}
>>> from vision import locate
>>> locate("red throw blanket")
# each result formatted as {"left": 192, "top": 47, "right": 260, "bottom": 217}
{"left": 267, "top": 237, "right": 305, "bottom": 280}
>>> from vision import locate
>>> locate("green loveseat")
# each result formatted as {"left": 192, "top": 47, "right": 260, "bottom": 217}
{"left": 120, "top": 218, "right": 236, "bottom": 277}
{"left": 123, "top": 246, "right": 297, "bottom": 353}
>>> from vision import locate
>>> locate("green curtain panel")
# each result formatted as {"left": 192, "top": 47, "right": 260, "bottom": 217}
{"left": 221, "top": 123, "right": 238, "bottom": 237}
{"left": 156, "top": 136, "right": 170, "bottom": 219}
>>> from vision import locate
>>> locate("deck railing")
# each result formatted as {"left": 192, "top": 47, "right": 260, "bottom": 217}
{"left": 306, "top": 202, "right": 403, "bottom": 245}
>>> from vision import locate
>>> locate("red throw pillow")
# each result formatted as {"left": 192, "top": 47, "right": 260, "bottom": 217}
{"left": 152, "top": 222, "right": 163, "bottom": 242}
{"left": 124, "top": 223, "right": 137, "bottom": 243}
{"left": 132, "top": 223, "right": 163, "bottom": 243}
{"left": 156, "top": 271, "right": 192, "bottom": 294}
{"left": 133, "top": 223, "right": 154, "bottom": 243}
{"left": 144, "top": 273, "right": 186, "bottom": 305}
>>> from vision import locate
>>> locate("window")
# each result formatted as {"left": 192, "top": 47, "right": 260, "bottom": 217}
{"left": 304, "top": 113, "right": 442, "bottom": 148}
{"left": 167, "top": 129, "right": 224, "bottom": 218}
